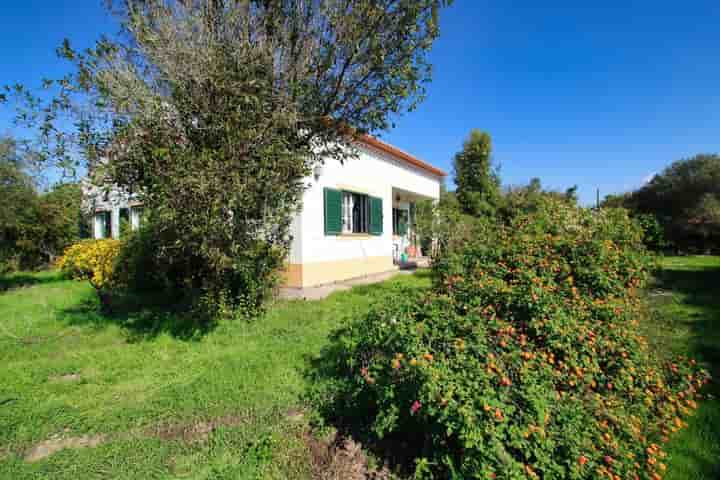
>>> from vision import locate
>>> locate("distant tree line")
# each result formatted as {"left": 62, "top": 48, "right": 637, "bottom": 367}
{"left": 603, "top": 154, "right": 720, "bottom": 253}
{"left": 0, "top": 135, "right": 84, "bottom": 273}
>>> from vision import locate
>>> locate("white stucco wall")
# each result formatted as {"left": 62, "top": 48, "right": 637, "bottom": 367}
{"left": 291, "top": 142, "right": 443, "bottom": 267}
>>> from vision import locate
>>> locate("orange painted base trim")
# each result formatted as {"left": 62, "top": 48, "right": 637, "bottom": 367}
{"left": 282, "top": 256, "right": 395, "bottom": 288}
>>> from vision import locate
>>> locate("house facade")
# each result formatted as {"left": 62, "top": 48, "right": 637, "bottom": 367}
{"left": 86, "top": 135, "right": 446, "bottom": 288}
{"left": 284, "top": 135, "right": 446, "bottom": 287}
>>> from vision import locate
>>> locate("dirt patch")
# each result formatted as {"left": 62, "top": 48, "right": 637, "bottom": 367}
{"left": 286, "top": 408, "right": 305, "bottom": 422}
{"left": 49, "top": 373, "right": 81, "bottom": 382}
{"left": 649, "top": 289, "right": 673, "bottom": 297}
{"left": 147, "top": 414, "right": 247, "bottom": 443}
{"left": 305, "top": 432, "right": 389, "bottom": 480}
{"left": 25, "top": 434, "right": 106, "bottom": 462}
{"left": 23, "top": 413, "right": 249, "bottom": 463}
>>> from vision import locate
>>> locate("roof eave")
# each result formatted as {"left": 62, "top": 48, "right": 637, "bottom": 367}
{"left": 356, "top": 134, "right": 447, "bottom": 178}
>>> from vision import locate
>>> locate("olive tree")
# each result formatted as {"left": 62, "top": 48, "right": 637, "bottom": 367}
{"left": 4, "top": 0, "right": 451, "bottom": 315}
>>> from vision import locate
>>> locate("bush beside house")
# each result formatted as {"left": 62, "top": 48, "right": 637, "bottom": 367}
{"left": 317, "top": 199, "right": 709, "bottom": 479}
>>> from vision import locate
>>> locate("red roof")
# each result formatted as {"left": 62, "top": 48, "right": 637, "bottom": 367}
{"left": 356, "top": 134, "right": 447, "bottom": 177}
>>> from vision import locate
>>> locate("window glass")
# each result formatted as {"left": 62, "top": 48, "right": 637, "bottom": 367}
{"left": 342, "top": 191, "right": 370, "bottom": 233}
{"left": 393, "top": 208, "right": 409, "bottom": 236}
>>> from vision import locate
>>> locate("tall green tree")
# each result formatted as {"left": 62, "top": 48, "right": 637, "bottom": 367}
{"left": 4, "top": 0, "right": 451, "bottom": 313}
{"left": 453, "top": 129, "right": 500, "bottom": 217}
{"left": 0, "top": 136, "right": 83, "bottom": 271}
{"left": 0, "top": 137, "right": 38, "bottom": 272}
{"left": 630, "top": 153, "right": 720, "bottom": 252}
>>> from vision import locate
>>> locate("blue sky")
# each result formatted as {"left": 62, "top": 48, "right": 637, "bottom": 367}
{"left": 2, "top": 1, "right": 719, "bottom": 204}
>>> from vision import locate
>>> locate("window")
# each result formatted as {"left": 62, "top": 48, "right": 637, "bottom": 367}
{"left": 324, "top": 188, "right": 382, "bottom": 236}
{"left": 342, "top": 191, "right": 370, "bottom": 234}
{"left": 119, "top": 208, "right": 130, "bottom": 238}
{"left": 95, "top": 211, "right": 111, "bottom": 239}
{"left": 131, "top": 207, "right": 144, "bottom": 230}
{"left": 393, "top": 208, "right": 409, "bottom": 236}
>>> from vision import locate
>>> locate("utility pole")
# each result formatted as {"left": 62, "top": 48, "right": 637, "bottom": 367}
{"left": 596, "top": 188, "right": 600, "bottom": 210}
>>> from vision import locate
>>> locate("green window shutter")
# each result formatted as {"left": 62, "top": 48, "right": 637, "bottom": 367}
{"left": 324, "top": 188, "right": 342, "bottom": 235}
{"left": 370, "top": 196, "right": 383, "bottom": 235}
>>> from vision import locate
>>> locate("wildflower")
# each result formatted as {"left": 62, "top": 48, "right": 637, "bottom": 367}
{"left": 578, "top": 455, "right": 588, "bottom": 466}
{"left": 410, "top": 400, "right": 421, "bottom": 415}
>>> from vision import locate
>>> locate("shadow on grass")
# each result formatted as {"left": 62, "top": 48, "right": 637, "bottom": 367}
{"left": 650, "top": 259, "right": 720, "bottom": 478}
{"left": 654, "top": 263, "right": 720, "bottom": 375}
{"left": 57, "top": 290, "right": 217, "bottom": 342}
{"left": 0, "top": 271, "right": 64, "bottom": 292}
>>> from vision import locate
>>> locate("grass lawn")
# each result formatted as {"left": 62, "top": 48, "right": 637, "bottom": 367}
{"left": 0, "top": 269, "right": 429, "bottom": 479}
{"left": 0, "top": 257, "right": 718, "bottom": 479}
{"left": 643, "top": 256, "right": 720, "bottom": 480}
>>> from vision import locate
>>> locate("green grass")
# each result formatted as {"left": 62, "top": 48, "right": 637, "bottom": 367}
{"left": 1, "top": 257, "right": 719, "bottom": 479}
{"left": 0, "top": 269, "right": 430, "bottom": 479}
{"left": 644, "top": 256, "right": 720, "bottom": 480}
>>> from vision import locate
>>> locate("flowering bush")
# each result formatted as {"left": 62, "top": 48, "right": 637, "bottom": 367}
{"left": 320, "top": 200, "right": 710, "bottom": 479}
{"left": 57, "top": 239, "right": 122, "bottom": 309}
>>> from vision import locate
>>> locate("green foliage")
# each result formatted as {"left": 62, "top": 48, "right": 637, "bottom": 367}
{"left": 0, "top": 146, "right": 38, "bottom": 273}
{"left": 415, "top": 190, "right": 478, "bottom": 259}
{"left": 628, "top": 154, "right": 720, "bottom": 252}
{"left": 318, "top": 199, "right": 709, "bottom": 479}
{"left": 601, "top": 192, "right": 632, "bottom": 210}
{"left": 0, "top": 137, "right": 83, "bottom": 272}
{"left": 635, "top": 212, "right": 668, "bottom": 252}
{"left": 499, "top": 177, "right": 578, "bottom": 222}
{"left": 7, "top": 0, "right": 451, "bottom": 316}
{"left": 453, "top": 130, "right": 501, "bottom": 217}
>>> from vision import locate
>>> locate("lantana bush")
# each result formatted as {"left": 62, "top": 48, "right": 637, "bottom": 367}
{"left": 320, "top": 200, "right": 710, "bottom": 479}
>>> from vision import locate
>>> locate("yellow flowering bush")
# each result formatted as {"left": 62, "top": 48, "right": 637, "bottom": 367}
{"left": 57, "top": 240, "right": 122, "bottom": 307}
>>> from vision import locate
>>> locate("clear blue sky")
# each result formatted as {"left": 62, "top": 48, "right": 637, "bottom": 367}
{"left": 2, "top": 1, "right": 719, "bottom": 204}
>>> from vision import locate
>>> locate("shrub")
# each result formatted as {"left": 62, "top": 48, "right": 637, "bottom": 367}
{"left": 635, "top": 213, "right": 668, "bottom": 252}
{"left": 319, "top": 199, "right": 709, "bottom": 479}
{"left": 110, "top": 221, "right": 285, "bottom": 319}
{"left": 57, "top": 239, "right": 122, "bottom": 310}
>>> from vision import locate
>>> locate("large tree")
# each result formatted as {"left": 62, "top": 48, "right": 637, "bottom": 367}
{"left": 453, "top": 129, "right": 500, "bottom": 217}
{"left": 629, "top": 153, "right": 720, "bottom": 252}
{"left": 0, "top": 136, "right": 82, "bottom": 271}
{"left": 3, "top": 0, "right": 451, "bottom": 312}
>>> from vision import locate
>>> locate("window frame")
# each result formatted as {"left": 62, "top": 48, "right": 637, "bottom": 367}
{"left": 393, "top": 207, "right": 409, "bottom": 236}
{"left": 342, "top": 191, "right": 370, "bottom": 234}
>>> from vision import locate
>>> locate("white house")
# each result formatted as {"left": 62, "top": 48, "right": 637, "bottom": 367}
{"left": 284, "top": 135, "right": 446, "bottom": 288}
{"left": 86, "top": 134, "right": 446, "bottom": 288}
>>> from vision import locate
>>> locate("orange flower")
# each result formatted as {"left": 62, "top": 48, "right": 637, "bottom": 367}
{"left": 423, "top": 353, "right": 434, "bottom": 362}
{"left": 578, "top": 455, "right": 588, "bottom": 466}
